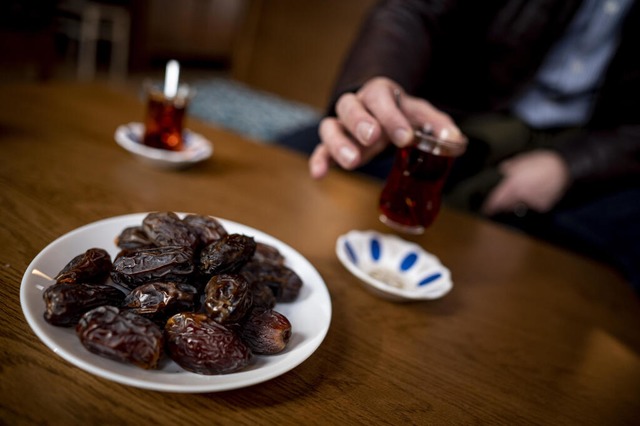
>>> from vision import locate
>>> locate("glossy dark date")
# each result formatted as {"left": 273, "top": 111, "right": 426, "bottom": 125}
{"left": 249, "top": 281, "right": 276, "bottom": 310}
{"left": 142, "top": 211, "right": 198, "bottom": 249}
{"left": 55, "top": 248, "right": 112, "bottom": 285}
{"left": 182, "top": 214, "right": 228, "bottom": 248}
{"left": 240, "top": 308, "right": 292, "bottom": 355}
{"left": 111, "top": 245, "right": 195, "bottom": 289}
{"left": 115, "top": 226, "right": 154, "bottom": 250}
{"left": 253, "top": 242, "right": 285, "bottom": 266}
{"left": 43, "top": 282, "right": 125, "bottom": 326}
{"left": 241, "top": 261, "right": 302, "bottom": 302}
{"left": 204, "top": 274, "right": 253, "bottom": 324}
{"left": 122, "top": 281, "right": 198, "bottom": 325}
{"left": 76, "top": 306, "right": 164, "bottom": 369}
{"left": 199, "top": 234, "right": 256, "bottom": 275}
{"left": 165, "top": 312, "right": 252, "bottom": 375}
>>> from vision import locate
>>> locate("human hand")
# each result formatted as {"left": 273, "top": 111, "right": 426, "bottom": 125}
{"left": 482, "top": 150, "right": 570, "bottom": 216}
{"left": 309, "top": 77, "right": 464, "bottom": 179}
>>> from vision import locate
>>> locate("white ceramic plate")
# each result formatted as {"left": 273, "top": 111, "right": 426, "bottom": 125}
{"left": 21, "top": 213, "right": 331, "bottom": 393}
{"left": 114, "top": 122, "right": 213, "bottom": 169}
{"left": 336, "top": 230, "right": 452, "bottom": 302}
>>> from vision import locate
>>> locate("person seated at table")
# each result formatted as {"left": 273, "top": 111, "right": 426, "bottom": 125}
{"left": 278, "top": 0, "right": 640, "bottom": 292}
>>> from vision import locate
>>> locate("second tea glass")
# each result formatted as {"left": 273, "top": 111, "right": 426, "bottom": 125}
{"left": 142, "top": 81, "right": 193, "bottom": 151}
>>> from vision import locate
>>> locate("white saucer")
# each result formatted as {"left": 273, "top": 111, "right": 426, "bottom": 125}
{"left": 114, "top": 122, "right": 213, "bottom": 169}
{"left": 336, "top": 230, "right": 452, "bottom": 302}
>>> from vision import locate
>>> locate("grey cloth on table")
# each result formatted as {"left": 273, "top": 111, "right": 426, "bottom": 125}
{"left": 189, "top": 78, "right": 320, "bottom": 143}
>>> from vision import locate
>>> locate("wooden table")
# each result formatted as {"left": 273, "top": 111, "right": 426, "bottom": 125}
{"left": 1, "top": 82, "right": 639, "bottom": 425}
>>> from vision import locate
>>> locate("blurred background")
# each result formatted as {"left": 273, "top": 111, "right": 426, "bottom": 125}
{"left": 0, "top": 0, "right": 375, "bottom": 141}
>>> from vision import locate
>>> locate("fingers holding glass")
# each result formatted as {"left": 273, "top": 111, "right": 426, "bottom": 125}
{"left": 334, "top": 93, "right": 380, "bottom": 147}
{"left": 396, "top": 94, "right": 464, "bottom": 143}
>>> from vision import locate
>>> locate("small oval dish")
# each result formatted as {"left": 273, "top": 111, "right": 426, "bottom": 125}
{"left": 336, "top": 230, "right": 452, "bottom": 302}
{"left": 114, "top": 122, "right": 213, "bottom": 169}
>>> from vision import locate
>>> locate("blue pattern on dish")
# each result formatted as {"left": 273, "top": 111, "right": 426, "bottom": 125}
{"left": 400, "top": 253, "right": 418, "bottom": 271}
{"left": 418, "top": 273, "right": 442, "bottom": 286}
{"left": 370, "top": 238, "right": 381, "bottom": 261}
{"left": 345, "top": 241, "right": 358, "bottom": 265}
{"left": 335, "top": 230, "right": 453, "bottom": 301}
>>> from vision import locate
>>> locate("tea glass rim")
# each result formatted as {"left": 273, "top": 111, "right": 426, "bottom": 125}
{"left": 143, "top": 79, "right": 195, "bottom": 102}
{"left": 413, "top": 129, "right": 467, "bottom": 157}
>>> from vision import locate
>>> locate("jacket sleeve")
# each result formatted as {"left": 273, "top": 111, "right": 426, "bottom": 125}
{"left": 556, "top": 2, "right": 640, "bottom": 187}
{"left": 326, "top": 0, "right": 442, "bottom": 114}
{"left": 555, "top": 126, "right": 640, "bottom": 187}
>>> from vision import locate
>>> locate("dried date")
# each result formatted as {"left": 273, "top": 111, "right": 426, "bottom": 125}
{"left": 122, "top": 282, "right": 198, "bottom": 325}
{"left": 182, "top": 214, "right": 228, "bottom": 248}
{"left": 241, "top": 261, "right": 302, "bottom": 302}
{"left": 142, "top": 212, "right": 198, "bottom": 249}
{"left": 115, "top": 226, "right": 154, "bottom": 250}
{"left": 43, "top": 282, "right": 125, "bottom": 326}
{"left": 199, "top": 234, "right": 256, "bottom": 275}
{"left": 76, "top": 306, "right": 164, "bottom": 369}
{"left": 165, "top": 312, "right": 252, "bottom": 375}
{"left": 55, "top": 248, "right": 112, "bottom": 285}
{"left": 204, "top": 274, "right": 253, "bottom": 324}
{"left": 249, "top": 281, "right": 276, "bottom": 310}
{"left": 240, "top": 308, "right": 292, "bottom": 355}
{"left": 111, "top": 245, "right": 195, "bottom": 289}
{"left": 253, "top": 242, "right": 285, "bottom": 266}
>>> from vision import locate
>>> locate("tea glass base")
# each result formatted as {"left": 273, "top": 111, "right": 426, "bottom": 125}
{"left": 379, "top": 214, "right": 425, "bottom": 235}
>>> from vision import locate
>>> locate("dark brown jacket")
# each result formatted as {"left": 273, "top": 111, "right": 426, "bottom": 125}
{"left": 331, "top": 0, "right": 640, "bottom": 187}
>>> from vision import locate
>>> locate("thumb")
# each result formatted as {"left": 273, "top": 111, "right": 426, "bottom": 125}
{"left": 400, "top": 96, "right": 464, "bottom": 142}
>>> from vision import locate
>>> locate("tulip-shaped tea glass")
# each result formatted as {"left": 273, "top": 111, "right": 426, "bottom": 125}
{"left": 379, "top": 129, "right": 467, "bottom": 234}
{"left": 142, "top": 81, "right": 193, "bottom": 151}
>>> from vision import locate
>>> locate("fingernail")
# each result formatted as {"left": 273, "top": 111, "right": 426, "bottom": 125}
{"left": 356, "top": 122, "right": 374, "bottom": 143}
{"left": 393, "top": 128, "right": 412, "bottom": 146}
{"left": 440, "top": 126, "right": 462, "bottom": 141}
{"left": 310, "top": 159, "right": 324, "bottom": 178}
{"left": 339, "top": 146, "right": 357, "bottom": 166}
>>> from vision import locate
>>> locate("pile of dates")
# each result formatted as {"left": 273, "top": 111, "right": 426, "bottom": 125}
{"left": 42, "top": 212, "right": 302, "bottom": 375}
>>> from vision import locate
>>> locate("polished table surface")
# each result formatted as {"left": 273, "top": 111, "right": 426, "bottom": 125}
{"left": 1, "top": 82, "right": 639, "bottom": 425}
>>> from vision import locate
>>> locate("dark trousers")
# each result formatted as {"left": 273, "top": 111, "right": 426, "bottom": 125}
{"left": 278, "top": 119, "right": 640, "bottom": 293}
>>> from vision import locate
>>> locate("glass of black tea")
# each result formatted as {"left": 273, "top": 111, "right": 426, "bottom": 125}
{"left": 379, "top": 129, "right": 467, "bottom": 234}
{"left": 142, "top": 81, "right": 193, "bottom": 151}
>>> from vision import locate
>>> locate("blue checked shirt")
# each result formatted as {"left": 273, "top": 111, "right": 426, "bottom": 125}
{"left": 511, "top": 0, "right": 633, "bottom": 129}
